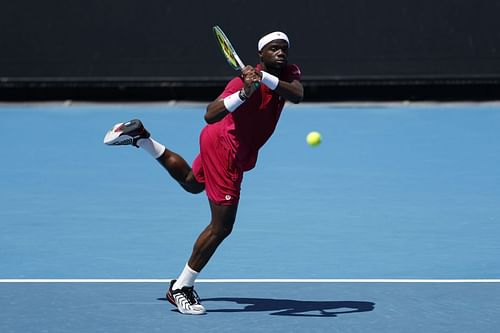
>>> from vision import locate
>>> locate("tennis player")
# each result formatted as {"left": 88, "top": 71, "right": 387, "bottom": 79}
{"left": 103, "top": 31, "right": 303, "bottom": 315}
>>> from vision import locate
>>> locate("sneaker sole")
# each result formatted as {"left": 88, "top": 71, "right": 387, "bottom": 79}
{"left": 103, "top": 122, "right": 132, "bottom": 146}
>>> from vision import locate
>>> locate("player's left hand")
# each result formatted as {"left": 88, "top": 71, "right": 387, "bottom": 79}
{"left": 241, "top": 66, "right": 260, "bottom": 97}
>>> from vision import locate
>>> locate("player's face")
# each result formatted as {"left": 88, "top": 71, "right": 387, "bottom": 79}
{"left": 260, "top": 40, "right": 289, "bottom": 70}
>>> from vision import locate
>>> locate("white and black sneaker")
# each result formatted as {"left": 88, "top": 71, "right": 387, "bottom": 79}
{"left": 166, "top": 280, "right": 206, "bottom": 315}
{"left": 103, "top": 119, "right": 150, "bottom": 148}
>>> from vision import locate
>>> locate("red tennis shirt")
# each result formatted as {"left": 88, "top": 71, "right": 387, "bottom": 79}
{"left": 192, "top": 63, "right": 301, "bottom": 205}
{"left": 215, "top": 63, "right": 302, "bottom": 171}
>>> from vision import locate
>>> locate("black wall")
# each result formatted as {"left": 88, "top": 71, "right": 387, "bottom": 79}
{"left": 1, "top": 0, "right": 500, "bottom": 100}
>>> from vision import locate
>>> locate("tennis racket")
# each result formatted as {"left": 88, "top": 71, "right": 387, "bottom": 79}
{"left": 213, "top": 25, "right": 246, "bottom": 70}
{"left": 213, "top": 25, "right": 259, "bottom": 87}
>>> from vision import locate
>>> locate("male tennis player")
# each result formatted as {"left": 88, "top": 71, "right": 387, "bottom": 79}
{"left": 103, "top": 31, "right": 303, "bottom": 315}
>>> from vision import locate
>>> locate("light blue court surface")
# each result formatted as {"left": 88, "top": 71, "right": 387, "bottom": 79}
{"left": 1, "top": 102, "right": 499, "bottom": 332}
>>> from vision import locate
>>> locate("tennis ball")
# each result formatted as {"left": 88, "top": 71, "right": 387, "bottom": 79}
{"left": 306, "top": 131, "right": 322, "bottom": 147}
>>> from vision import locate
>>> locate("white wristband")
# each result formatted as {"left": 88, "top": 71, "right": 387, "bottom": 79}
{"left": 260, "top": 71, "right": 279, "bottom": 90}
{"left": 223, "top": 91, "right": 245, "bottom": 112}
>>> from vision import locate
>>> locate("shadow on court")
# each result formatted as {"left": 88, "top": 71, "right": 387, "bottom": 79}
{"left": 158, "top": 297, "right": 375, "bottom": 317}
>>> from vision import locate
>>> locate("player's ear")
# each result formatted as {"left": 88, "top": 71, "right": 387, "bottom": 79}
{"left": 258, "top": 51, "right": 263, "bottom": 62}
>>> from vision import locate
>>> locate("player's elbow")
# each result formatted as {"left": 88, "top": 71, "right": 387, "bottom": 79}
{"left": 289, "top": 92, "right": 303, "bottom": 104}
{"left": 288, "top": 83, "right": 304, "bottom": 104}
{"left": 205, "top": 100, "right": 228, "bottom": 124}
{"left": 204, "top": 109, "right": 224, "bottom": 124}
{"left": 291, "top": 94, "right": 303, "bottom": 104}
{"left": 205, "top": 103, "right": 217, "bottom": 124}
{"left": 204, "top": 112, "right": 214, "bottom": 124}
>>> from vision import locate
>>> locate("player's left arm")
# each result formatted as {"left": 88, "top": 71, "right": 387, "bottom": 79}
{"left": 259, "top": 64, "right": 303, "bottom": 104}
{"left": 273, "top": 79, "right": 303, "bottom": 104}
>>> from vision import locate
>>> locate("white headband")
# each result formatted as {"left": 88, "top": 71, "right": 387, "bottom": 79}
{"left": 258, "top": 32, "right": 290, "bottom": 51}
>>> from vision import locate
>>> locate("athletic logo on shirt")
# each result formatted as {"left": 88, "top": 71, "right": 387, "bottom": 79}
{"left": 225, "top": 195, "right": 232, "bottom": 200}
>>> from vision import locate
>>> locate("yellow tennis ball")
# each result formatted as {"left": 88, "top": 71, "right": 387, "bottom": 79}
{"left": 306, "top": 131, "right": 322, "bottom": 147}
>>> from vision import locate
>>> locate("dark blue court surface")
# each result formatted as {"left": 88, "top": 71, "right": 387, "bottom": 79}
{"left": 1, "top": 102, "right": 499, "bottom": 332}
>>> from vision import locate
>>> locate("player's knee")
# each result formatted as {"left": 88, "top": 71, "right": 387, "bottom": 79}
{"left": 181, "top": 182, "right": 205, "bottom": 194}
{"left": 212, "top": 223, "right": 233, "bottom": 240}
{"left": 181, "top": 172, "right": 204, "bottom": 194}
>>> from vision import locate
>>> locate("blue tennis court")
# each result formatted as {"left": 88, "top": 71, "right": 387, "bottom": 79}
{"left": 1, "top": 102, "right": 499, "bottom": 332}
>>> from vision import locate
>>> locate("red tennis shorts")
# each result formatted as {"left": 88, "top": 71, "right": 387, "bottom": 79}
{"left": 192, "top": 126, "right": 242, "bottom": 206}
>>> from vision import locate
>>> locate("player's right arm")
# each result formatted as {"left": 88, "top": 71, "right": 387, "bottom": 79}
{"left": 205, "top": 66, "right": 259, "bottom": 124}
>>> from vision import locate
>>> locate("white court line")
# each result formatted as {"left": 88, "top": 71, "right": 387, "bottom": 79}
{"left": 0, "top": 279, "right": 499, "bottom": 283}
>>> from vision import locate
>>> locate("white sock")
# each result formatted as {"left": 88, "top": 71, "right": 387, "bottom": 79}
{"left": 173, "top": 263, "right": 199, "bottom": 290}
{"left": 137, "top": 138, "right": 165, "bottom": 159}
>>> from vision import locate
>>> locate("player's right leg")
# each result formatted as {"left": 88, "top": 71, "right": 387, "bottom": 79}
{"left": 103, "top": 119, "right": 204, "bottom": 194}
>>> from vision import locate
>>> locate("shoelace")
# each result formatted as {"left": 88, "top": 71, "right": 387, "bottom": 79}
{"left": 181, "top": 286, "right": 201, "bottom": 305}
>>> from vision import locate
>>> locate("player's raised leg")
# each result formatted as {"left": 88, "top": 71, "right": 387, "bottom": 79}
{"left": 156, "top": 148, "right": 205, "bottom": 194}
{"left": 103, "top": 119, "right": 204, "bottom": 194}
